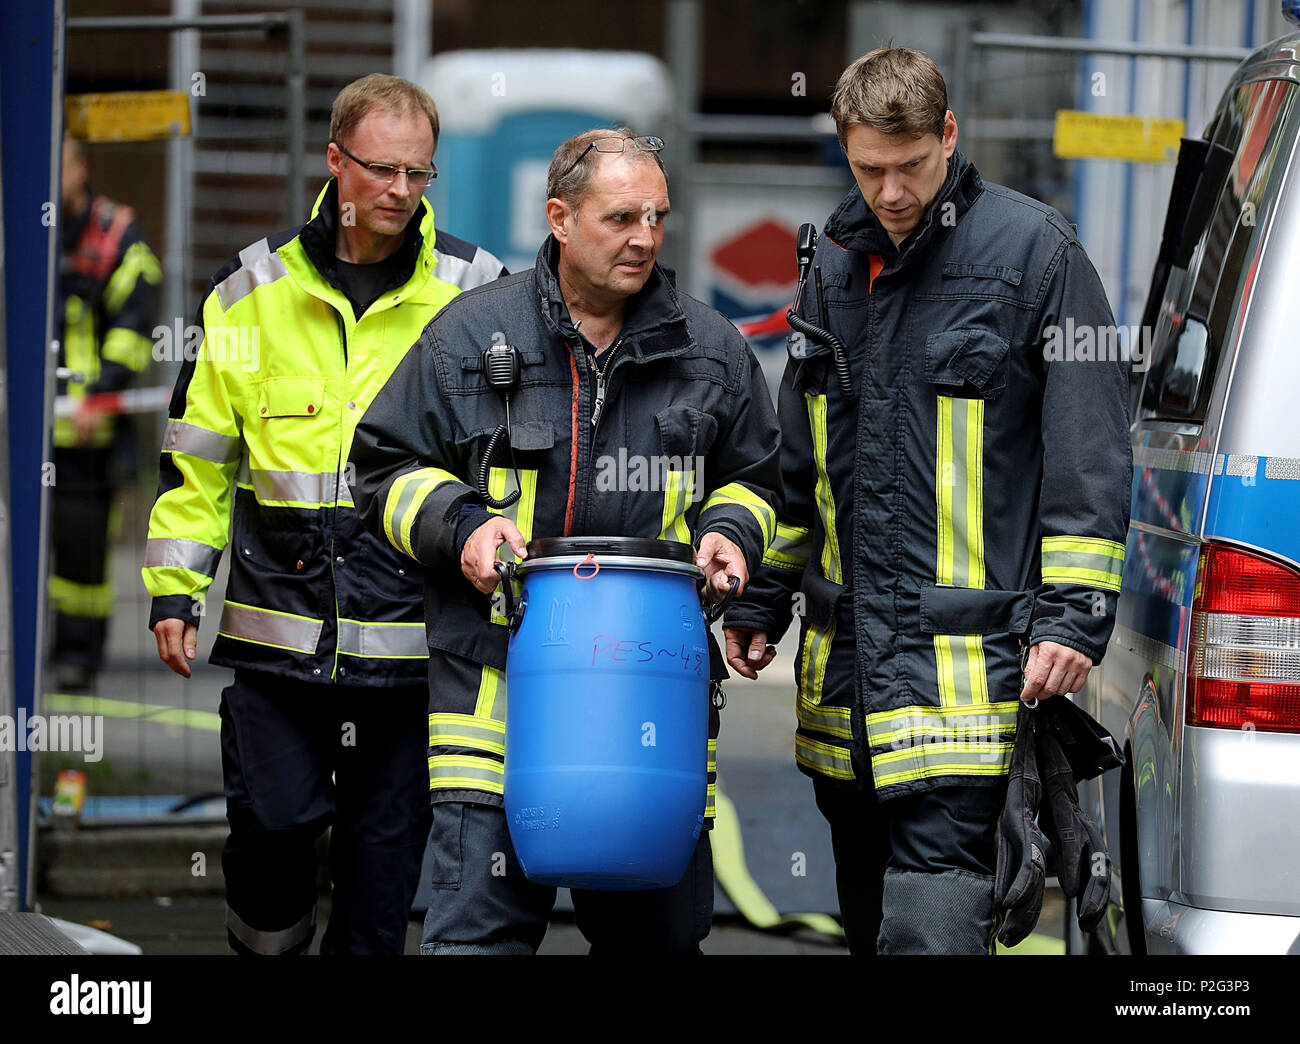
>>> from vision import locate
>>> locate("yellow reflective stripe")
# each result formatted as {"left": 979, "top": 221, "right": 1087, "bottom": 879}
{"left": 473, "top": 666, "right": 505, "bottom": 725}
{"left": 798, "top": 618, "right": 836, "bottom": 707}
{"left": 797, "top": 696, "right": 852, "bottom": 740}
{"left": 487, "top": 467, "right": 537, "bottom": 625}
{"left": 400, "top": 475, "right": 442, "bottom": 557}
{"left": 934, "top": 396, "right": 987, "bottom": 706}
{"left": 867, "top": 700, "right": 1021, "bottom": 728}
{"left": 1041, "top": 536, "right": 1125, "bottom": 592}
{"left": 701, "top": 482, "right": 776, "bottom": 548}
{"left": 103, "top": 240, "right": 162, "bottom": 315}
{"left": 383, "top": 467, "right": 462, "bottom": 558}
{"left": 101, "top": 326, "right": 152, "bottom": 371}
{"left": 429, "top": 712, "right": 506, "bottom": 756}
{"left": 64, "top": 294, "right": 99, "bottom": 389}
{"left": 762, "top": 522, "right": 811, "bottom": 570}
{"left": 933, "top": 633, "right": 989, "bottom": 708}
{"left": 48, "top": 575, "right": 114, "bottom": 618}
{"left": 429, "top": 755, "right": 505, "bottom": 794}
{"left": 1042, "top": 566, "right": 1122, "bottom": 592}
{"left": 866, "top": 700, "right": 1020, "bottom": 748}
{"left": 1042, "top": 535, "right": 1125, "bottom": 559}
{"left": 871, "top": 742, "right": 1015, "bottom": 789}
{"left": 794, "top": 734, "right": 855, "bottom": 780}
{"left": 935, "top": 395, "right": 985, "bottom": 588}
{"left": 806, "top": 394, "right": 842, "bottom": 583}
{"left": 658, "top": 469, "right": 693, "bottom": 543}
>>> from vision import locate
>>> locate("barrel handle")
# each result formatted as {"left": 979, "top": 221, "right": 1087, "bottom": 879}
{"left": 573, "top": 552, "right": 600, "bottom": 579}
{"left": 494, "top": 562, "right": 525, "bottom": 632}
{"left": 703, "top": 575, "right": 740, "bottom": 624}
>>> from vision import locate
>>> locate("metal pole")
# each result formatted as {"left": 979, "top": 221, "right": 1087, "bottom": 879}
{"left": 394, "top": 0, "right": 431, "bottom": 84}
{"left": 285, "top": 8, "right": 306, "bottom": 225}
{"left": 666, "top": 0, "right": 702, "bottom": 296}
{"left": 165, "top": 0, "right": 199, "bottom": 359}
{"left": 970, "top": 32, "right": 1252, "bottom": 61}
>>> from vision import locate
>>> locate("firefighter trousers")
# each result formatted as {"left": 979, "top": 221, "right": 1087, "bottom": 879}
{"left": 49, "top": 447, "right": 115, "bottom": 673}
{"left": 812, "top": 775, "right": 1006, "bottom": 954}
{"left": 219, "top": 670, "right": 431, "bottom": 955}
{"left": 420, "top": 801, "right": 714, "bottom": 955}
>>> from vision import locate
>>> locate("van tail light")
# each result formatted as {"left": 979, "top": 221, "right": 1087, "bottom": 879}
{"left": 1187, "top": 542, "right": 1300, "bottom": 732}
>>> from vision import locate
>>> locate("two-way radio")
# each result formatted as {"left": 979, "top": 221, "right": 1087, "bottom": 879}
{"left": 786, "top": 222, "right": 856, "bottom": 399}
{"left": 477, "top": 343, "right": 522, "bottom": 509}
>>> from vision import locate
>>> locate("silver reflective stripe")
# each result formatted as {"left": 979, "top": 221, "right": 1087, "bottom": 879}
{"left": 337, "top": 618, "right": 428, "bottom": 659}
{"left": 226, "top": 903, "right": 315, "bottom": 955}
{"left": 216, "top": 237, "right": 291, "bottom": 310}
{"left": 250, "top": 469, "right": 337, "bottom": 505}
{"left": 336, "top": 469, "right": 354, "bottom": 506}
{"left": 144, "top": 537, "right": 222, "bottom": 577}
{"left": 432, "top": 244, "right": 504, "bottom": 291}
{"left": 218, "top": 601, "right": 322, "bottom": 654}
{"left": 162, "top": 419, "right": 241, "bottom": 463}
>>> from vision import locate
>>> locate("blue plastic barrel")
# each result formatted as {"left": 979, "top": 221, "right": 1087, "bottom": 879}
{"left": 503, "top": 537, "right": 711, "bottom": 889}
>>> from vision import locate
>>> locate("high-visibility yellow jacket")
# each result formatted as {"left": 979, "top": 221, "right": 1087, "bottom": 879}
{"left": 57, "top": 194, "right": 161, "bottom": 448}
{"left": 142, "top": 180, "right": 502, "bottom": 686}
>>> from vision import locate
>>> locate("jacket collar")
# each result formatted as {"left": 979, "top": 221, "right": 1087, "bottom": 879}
{"left": 824, "top": 149, "right": 983, "bottom": 271}
{"left": 533, "top": 234, "right": 694, "bottom": 363}
{"left": 297, "top": 179, "right": 433, "bottom": 295}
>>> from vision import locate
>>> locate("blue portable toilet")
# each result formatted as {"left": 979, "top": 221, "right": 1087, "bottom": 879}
{"left": 422, "top": 50, "right": 674, "bottom": 273}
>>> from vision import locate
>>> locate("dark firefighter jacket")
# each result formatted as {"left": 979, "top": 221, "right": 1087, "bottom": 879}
{"left": 57, "top": 193, "right": 161, "bottom": 448}
{"left": 143, "top": 180, "right": 504, "bottom": 686}
{"left": 726, "top": 150, "right": 1133, "bottom": 799}
{"left": 349, "top": 235, "right": 783, "bottom": 814}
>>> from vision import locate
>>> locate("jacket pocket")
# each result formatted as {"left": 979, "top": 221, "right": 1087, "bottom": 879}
{"left": 426, "top": 601, "right": 509, "bottom": 670}
{"left": 923, "top": 329, "right": 1009, "bottom": 398}
{"left": 941, "top": 261, "right": 1023, "bottom": 287}
{"left": 256, "top": 376, "right": 327, "bottom": 418}
{"left": 799, "top": 566, "right": 845, "bottom": 630}
{"left": 919, "top": 584, "right": 1034, "bottom": 636}
{"left": 655, "top": 405, "right": 718, "bottom": 461}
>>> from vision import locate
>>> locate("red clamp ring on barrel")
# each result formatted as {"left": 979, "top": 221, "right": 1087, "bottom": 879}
{"left": 573, "top": 553, "right": 600, "bottom": 579}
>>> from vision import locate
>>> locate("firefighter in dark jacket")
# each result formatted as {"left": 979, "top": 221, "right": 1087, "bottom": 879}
{"left": 723, "top": 48, "right": 1132, "bottom": 954}
{"left": 350, "top": 128, "right": 782, "bottom": 954}
{"left": 54, "top": 138, "right": 161, "bottom": 692}
{"left": 144, "top": 76, "right": 505, "bottom": 955}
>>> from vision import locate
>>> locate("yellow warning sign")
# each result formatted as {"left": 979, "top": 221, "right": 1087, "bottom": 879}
{"left": 65, "top": 91, "right": 192, "bottom": 143}
{"left": 1053, "top": 110, "right": 1184, "bottom": 164}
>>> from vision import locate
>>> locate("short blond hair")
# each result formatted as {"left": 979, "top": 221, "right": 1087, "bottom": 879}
{"left": 831, "top": 48, "right": 948, "bottom": 149}
{"left": 330, "top": 74, "right": 440, "bottom": 150}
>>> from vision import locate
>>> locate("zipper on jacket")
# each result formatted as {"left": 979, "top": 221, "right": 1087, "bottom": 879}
{"left": 590, "top": 337, "right": 622, "bottom": 434}
{"left": 329, "top": 311, "right": 348, "bottom": 683}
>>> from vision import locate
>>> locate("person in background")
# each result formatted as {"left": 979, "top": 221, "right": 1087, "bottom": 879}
{"left": 52, "top": 137, "right": 161, "bottom": 695}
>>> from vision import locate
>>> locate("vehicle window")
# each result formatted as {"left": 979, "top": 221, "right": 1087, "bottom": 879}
{"left": 1142, "top": 80, "right": 1299, "bottom": 423}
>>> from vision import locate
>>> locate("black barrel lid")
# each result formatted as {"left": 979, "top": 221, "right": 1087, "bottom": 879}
{"left": 523, "top": 536, "right": 695, "bottom": 564}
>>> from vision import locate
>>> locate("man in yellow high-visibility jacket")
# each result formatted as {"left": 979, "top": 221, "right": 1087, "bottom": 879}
{"left": 143, "top": 74, "right": 505, "bottom": 955}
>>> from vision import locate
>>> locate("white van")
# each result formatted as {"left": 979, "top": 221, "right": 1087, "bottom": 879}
{"left": 1081, "top": 30, "right": 1300, "bottom": 954}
